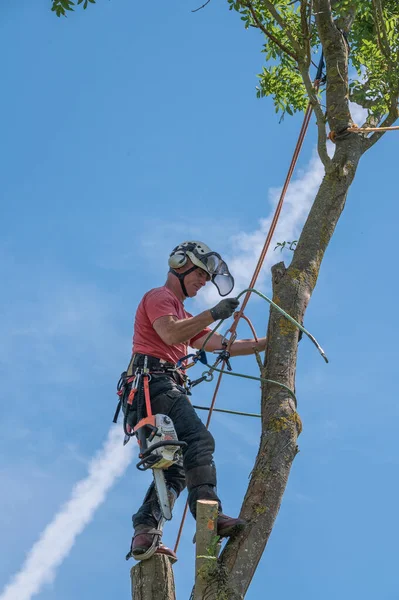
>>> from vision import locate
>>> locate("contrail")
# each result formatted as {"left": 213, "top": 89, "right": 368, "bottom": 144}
{"left": 0, "top": 426, "right": 134, "bottom": 600}
{"left": 0, "top": 148, "right": 330, "bottom": 600}
{"left": 200, "top": 151, "right": 326, "bottom": 304}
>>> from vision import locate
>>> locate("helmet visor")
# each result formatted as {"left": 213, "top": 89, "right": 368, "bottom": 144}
{"left": 198, "top": 253, "right": 234, "bottom": 297}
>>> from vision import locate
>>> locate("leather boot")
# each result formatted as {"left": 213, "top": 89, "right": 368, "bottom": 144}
{"left": 126, "top": 525, "right": 163, "bottom": 561}
{"left": 217, "top": 514, "right": 246, "bottom": 538}
{"left": 126, "top": 526, "right": 178, "bottom": 563}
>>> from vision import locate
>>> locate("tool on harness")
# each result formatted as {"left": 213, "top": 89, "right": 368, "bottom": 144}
{"left": 176, "top": 349, "right": 208, "bottom": 370}
{"left": 213, "top": 349, "right": 232, "bottom": 371}
{"left": 114, "top": 356, "right": 187, "bottom": 521}
{"left": 187, "top": 348, "right": 231, "bottom": 388}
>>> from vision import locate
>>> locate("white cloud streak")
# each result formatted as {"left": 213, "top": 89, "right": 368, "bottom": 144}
{"left": 199, "top": 151, "right": 325, "bottom": 305}
{"left": 0, "top": 426, "right": 134, "bottom": 600}
{"left": 0, "top": 147, "right": 326, "bottom": 600}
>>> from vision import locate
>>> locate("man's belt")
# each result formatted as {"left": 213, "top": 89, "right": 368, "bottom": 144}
{"left": 127, "top": 353, "right": 177, "bottom": 377}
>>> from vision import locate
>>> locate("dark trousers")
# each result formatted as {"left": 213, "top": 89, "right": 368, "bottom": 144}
{"left": 125, "top": 374, "right": 222, "bottom": 529}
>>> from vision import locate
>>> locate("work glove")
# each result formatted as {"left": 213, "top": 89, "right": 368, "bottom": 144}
{"left": 210, "top": 297, "right": 240, "bottom": 321}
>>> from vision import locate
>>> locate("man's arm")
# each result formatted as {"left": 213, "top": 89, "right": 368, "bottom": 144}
{"left": 191, "top": 331, "right": 267, "bottom": 356}
{"left": 152, "top": 298, "right": 241, "bottom": 346}
{"left": 153, "top": 312, "right": 214, "bottom": 346}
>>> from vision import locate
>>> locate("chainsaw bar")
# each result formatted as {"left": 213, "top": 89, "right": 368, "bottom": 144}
{"left": 153, "top": 468, "right": 172, "bottom": 521}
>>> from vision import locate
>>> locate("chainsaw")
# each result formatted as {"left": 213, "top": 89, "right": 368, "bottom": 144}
{"left": 135, "top": 412, "right": 185, "bottom": 519}
{"left": 121, "top": 359, "right": 186, "bottom": 521}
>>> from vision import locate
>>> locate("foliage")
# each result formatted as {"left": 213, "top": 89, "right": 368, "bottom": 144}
{"left": 227, "top": 0, "right": 311, "bottom": 115}
{"left": 274, "top": 240, "right": 297, "bottom": 252}
{"left": 51, "top": 0, "right": 95, "bottom": 18}
{"left": 346, "top": 1, "right": 399, "bottom": 118}
{"left": 227, "top": 0, "right": 399, "bottom": 123}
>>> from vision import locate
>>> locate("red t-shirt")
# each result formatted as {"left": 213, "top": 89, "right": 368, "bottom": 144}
{"left": 132, "top": 286, "right": 211, "bottom": 364}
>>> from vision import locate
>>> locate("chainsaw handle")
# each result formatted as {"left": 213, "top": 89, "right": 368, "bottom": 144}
{"left": 140, "top": 440, "right": 187, "bottom": 457}
{"left": 136, "top": 440, "right": 188, "bottom": 471}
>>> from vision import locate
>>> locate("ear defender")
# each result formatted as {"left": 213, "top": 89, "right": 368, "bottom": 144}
{"left": 168, "top": 248, "right": 188, "bottom": 269}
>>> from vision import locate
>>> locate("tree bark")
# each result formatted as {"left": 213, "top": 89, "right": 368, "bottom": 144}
{"left": 215, "top": 133, "right": 365, "bottom": 599}
{"left": 194, "top": 500, "right": 220, "bottom": 600}
{"left": 131, "top": 555, "right": 176, "bottom": 600}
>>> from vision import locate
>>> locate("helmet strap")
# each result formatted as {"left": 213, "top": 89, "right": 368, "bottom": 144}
{"left": 169, "top": 266, "right": 198, "bottom": 297}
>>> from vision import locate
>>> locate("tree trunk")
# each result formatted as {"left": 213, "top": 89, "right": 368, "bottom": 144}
{"left": 131, "top": 555, "right": 175, "bottom": 600}
{"left": 216, "top": 137, "right": 365, "bottom": 599}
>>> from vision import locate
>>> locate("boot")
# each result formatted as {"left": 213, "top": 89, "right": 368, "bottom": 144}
{"left": 126, "top": 525, "right": 162, "bottom": 561}
{"left": 155, "top": 543, "right": 178, "bottom": 564}
{"left": 126, "top": 525, "right": 178, "bottom": 562}
{"left": 217, "top": 514, "right": 246, "bottom": 538}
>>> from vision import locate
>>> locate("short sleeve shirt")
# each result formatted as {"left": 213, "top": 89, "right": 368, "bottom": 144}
{"left": 132, "top": 286, "right": 211, "bottom": 364}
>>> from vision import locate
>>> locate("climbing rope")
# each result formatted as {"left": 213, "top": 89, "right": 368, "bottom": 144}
{"left": 329, "top": 124, "right": 399, "bottom": 142}
{"left": 199, "top": 288, "right": 328, "bottom": 363}
{"left": 173, "top": 56, "right": 326, "bottom": 553}
{"left": 193, "top": 405, "right": 261, "bottom": 418}
{"left": 348, "top": 125, "right": 399, "bottom": 132}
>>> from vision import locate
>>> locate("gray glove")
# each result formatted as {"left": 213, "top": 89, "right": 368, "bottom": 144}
{"left": 210, "top": 297, "right": 240, "bottom": 321}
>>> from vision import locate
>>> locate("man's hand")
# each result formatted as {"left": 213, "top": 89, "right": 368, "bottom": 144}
{"left": 210, "top": 297, "right": 240, "bottom": 321}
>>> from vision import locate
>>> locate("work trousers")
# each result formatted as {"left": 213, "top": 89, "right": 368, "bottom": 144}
{"left": 124, "top": 373, "right": 222, "bottom": 529}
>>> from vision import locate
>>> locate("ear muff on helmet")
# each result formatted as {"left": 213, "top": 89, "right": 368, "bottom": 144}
{"left": 168, "top": 251, "right": 188, "bottom": 270}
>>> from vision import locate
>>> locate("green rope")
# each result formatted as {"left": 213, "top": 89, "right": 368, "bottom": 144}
{"left": 190, "top": 285, "right": 330, "bottom": 411}
{"left": 192, "top": 405, "right": 261, "bottom": 418}
{"left": 201, "top": 364, "right": 297, "bottom": 407}
{"left": 241, "top": 288, "right": 328, "bottom": 363}
{"left": 201, "top": 287, "right": 328, "bottom": 363}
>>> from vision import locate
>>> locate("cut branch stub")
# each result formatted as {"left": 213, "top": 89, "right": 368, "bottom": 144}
{"left": 131, "top": 555, "right": 176, "bottom": 600}
{"left": 194, "top": 500, "right": 220, "bottom": 600}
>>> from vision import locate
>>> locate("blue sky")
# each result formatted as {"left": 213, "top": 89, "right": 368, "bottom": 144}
{"left": 1, "top": 1, "right": 398, "bottom": 599}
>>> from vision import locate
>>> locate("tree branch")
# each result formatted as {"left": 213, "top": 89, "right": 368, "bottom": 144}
{"left": 314, "top": 0, "right": 353, "bottom": 134}
{"left": 259, "top": 0, "right": 304, "bottom": 59}
{"left": 192, "top": 0, "right": 211, "bottom": 13}
{"left": 364, "top": 106, "right": 399, "bottom": 151}
{"left": 298, "top": 65, "right": 332, "bottom": 169}
{"left": 194, "top": 501, "right": 220, "bottom": 600}
{"left": 246, "top": 2, "right": 299, "bottom": 61}
{"left": 300, "top": 0, "right": 311, "bottom": 67}
{"left": 371, "top": 0, "right": 392, "bottom": 64}
{"left": 334, "top": 0, "right": 357, "bottom": 33}
{"left": 131, "top": 555, "right": 175, "bottom": 600}
{"left": 349, "top": 77, "right": 377, "bottom": 111}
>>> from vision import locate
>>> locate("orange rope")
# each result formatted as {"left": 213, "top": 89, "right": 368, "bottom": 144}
{"left": 238, "top": 313, "right": 259, "bottom": 342}
{"left": 173, "top": 88, "right": 320, "bottom": 553}
{"left": 328, "top": 124, "right": 399, "bottom": 142}
{"left": 173, "top": 362, "right": 226, "bottom": 552}
{"left": 348, "top": 125, "right": 399, "bottom": 132}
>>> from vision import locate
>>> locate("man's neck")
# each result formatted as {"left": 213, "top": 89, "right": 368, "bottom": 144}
{"left": 165, "top": 274, "right": 185, "bottom": 303}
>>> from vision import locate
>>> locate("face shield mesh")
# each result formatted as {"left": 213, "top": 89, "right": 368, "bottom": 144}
{"left": 199, "top": 254, "right": 234, "bottom": 296}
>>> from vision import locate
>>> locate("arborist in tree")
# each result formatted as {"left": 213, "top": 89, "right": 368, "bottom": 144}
{"left": 123, "top": 241, "right": 267, "bottom": 562}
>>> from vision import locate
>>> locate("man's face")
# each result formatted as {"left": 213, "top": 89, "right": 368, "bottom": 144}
{"left": 180, "top": 260, "right": 209, "bottom": 297}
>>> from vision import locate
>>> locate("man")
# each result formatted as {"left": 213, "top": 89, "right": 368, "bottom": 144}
{"left": 125, "top": 241, "right": 266, "bottom": 561}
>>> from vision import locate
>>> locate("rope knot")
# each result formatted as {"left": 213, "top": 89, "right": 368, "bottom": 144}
{"left": 328, "top": 123, "right": 359, "bottom": 144}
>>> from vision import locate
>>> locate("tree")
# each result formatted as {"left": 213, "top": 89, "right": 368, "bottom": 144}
{"left": 214, "top": 2, "right": 398, "bottom": 598}
{"left": 51, "top": 0, "right": 95, "bottom": 18}
{"left": 215, "top": 2, "right": 398, "bottom": 598}
{"left": 53, "top": 1, "right": 399, "bottom": 597}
